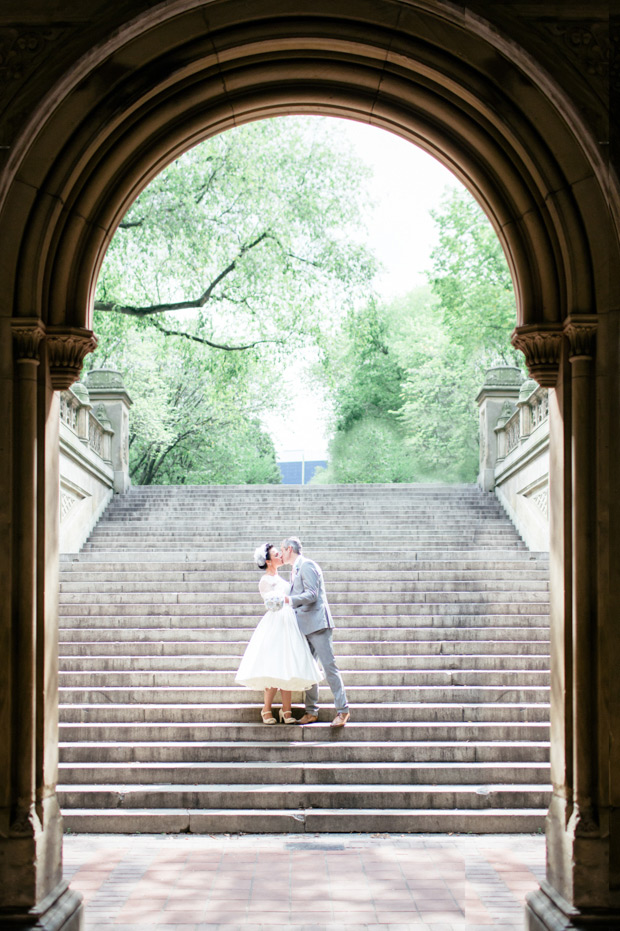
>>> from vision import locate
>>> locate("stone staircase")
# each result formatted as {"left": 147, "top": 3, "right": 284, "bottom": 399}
{"left": 57, "top": 483, "right": 551, "bottom": 833}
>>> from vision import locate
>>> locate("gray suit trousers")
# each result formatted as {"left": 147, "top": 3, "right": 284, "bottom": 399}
{"left": 304, "top": 628, "right": 349, "bottom": 715}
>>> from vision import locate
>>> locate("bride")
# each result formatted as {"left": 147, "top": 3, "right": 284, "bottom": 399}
{"left": 235, "top": 542, "right": 323, "bottom": 724}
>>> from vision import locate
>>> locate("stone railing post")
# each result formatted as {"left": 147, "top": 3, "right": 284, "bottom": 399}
{"left": 84, "top": 369, "right": 133, "bottom": 492}
{"left": 70, "top": 381, "right": 92, "bottom": 443}
{"left": 476, "top": 366, "right": 523, "bottom": 490}
{"left": 518, "top": 378, "right": 538, "bottom": 439}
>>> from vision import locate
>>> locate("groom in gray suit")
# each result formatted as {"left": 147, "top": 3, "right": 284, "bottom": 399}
{"left": 281, "top": 537, "right": 350, "bottom": 727}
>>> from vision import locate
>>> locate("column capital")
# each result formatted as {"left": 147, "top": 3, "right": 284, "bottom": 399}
{"left": 46, "top": 326, "right": 98, "bottom": 390}
{"left": 563, "top": 314, "right": 598, "bottom": 361}
{"left": 11, "top": 317, "right": 46, "bottom": 364}
{"left": 511, "top": 323, "right": 563, "bottom": 388}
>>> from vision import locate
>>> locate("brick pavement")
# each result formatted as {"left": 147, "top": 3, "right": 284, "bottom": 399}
{"left": 63, "top": 833, "right": 545, "bottom": 930}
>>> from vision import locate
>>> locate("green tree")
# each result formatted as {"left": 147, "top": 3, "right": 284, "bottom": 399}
{"left": 314, "top": 298, "right": 414, "bottom": 483}
{"left": 316, "top": 186, "right": 519, "bottom": 484}
{"left": 319, "top": 299, "right": 404, "bottom": 433}
{"left": 96, "top": 116, "right": 377, "bottom": 353}
{"left": 89, "top": 116, "right": 379, "bottom": 483}
{"left": 87, "top": 311, "right": 281, "bottom": 485}
{"left": 391, "top": 290, "right": 480, "bottom": 482}
{"left": 429, "top": 186, "right": 519, "bottom": 366}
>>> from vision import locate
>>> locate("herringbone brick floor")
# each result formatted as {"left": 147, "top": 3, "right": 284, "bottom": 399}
{"left": 63, "top": 833, "right": 544, "bottom": 930}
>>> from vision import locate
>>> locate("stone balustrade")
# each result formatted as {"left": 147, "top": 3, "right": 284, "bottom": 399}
{"left": 477, "top": 366, "right": 549, "bottom": 552}
{"left": 59, "top": 368, "right": 132, "bottom": 553}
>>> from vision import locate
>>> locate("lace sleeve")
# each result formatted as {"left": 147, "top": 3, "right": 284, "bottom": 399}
{"left": 258, "top": 575, "right": 274, "bottom": 596}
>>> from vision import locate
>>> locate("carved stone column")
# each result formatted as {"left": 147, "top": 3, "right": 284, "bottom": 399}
{"left": 0, "top": 320, "right": 88, "bottom": 930}
{"left": 517, "top": 316, "right": 620, "bottom": 928}
{"left": 563, "top": 315, "right": 598, "bottom": 840}
{"left": 9, "top": 319, "right": 45, "bottom": 843}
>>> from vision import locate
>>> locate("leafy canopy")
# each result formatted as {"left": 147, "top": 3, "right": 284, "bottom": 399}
{"left": 314, "top": 185, "right": 520, "bottom": 484}
{"left": 96, "top": 117, "right": 377, "bottom": 353}
{"left": 89, "top": 116, "right": 379, "bottom": 484}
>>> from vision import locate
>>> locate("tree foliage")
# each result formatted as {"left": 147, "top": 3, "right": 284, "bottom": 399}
{"left": 96, "top": 117, "right": 376, "bottom": 352}
{"left": 88, "top": 116, "right": 378, "bottom": 484}
{"left": 429, "top": 186, "right": 520, "bottom": 366}
{"left": 86, "top": 311, "right": 281, "bottom": 485}
{"left": 315, "top": 186, "right": 519, "bottom": 484}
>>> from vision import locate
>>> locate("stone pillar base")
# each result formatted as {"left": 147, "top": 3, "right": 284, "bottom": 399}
{"left": 0, "top": 883, "right": 83, "bottom": 931}
{"left": 526, "top": 883, "right": 620, "bottom": 930}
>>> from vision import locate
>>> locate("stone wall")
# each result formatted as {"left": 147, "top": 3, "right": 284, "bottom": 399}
{"left": 59, "top": 370, "right": 131, "bottom": 553}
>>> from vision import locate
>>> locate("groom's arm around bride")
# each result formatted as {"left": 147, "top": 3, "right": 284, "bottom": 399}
{"left": 281, "top": 537, "right": 350, "bottom": 728}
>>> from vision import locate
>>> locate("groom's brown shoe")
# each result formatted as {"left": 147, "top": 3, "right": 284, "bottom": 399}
{"left": 297, "top": 713, "right": 318, "bottom": 725}
{"left": 330, "top": 712, "right": 350, "bottom": 728}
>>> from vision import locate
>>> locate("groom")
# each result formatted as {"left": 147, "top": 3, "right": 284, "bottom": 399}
{"left": 281, "top": 537, "right": 350, "bottom": 727}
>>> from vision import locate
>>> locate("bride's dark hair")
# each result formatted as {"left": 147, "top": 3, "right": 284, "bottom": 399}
{"left": 253, "top": 542, "right": 273, "bottom": 570}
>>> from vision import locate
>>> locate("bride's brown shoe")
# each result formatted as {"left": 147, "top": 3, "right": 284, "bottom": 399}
{"left": 296, "top": 713, "right": 318, "bottom": 725}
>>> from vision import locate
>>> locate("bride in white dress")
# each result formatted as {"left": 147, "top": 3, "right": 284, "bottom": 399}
{"left": 235, "top": 543, "right": 322, "bottom": 724}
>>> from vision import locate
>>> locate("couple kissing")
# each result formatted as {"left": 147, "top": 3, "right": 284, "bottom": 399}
{"left": 235, "top": 537, "right": 350, "bottom": 728}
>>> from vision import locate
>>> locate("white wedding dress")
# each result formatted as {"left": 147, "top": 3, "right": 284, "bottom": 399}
{"left": 235, "top": 572, "right": 323, "bottom": 690}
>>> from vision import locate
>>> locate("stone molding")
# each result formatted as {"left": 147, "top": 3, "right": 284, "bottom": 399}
{"left": 540, "top": 20, "right": 609, "bottom": 98}
{"left": 46, "top": 326, "right": 98, "bottom": 390}
{"left": 563, "top": 314, "right": 597, "bottom": 361}
{"left": 11, "top": 317, "right": 46, "bottom": 363}
{"left": 511, "top": 323, "right": 564, "bottom": 388}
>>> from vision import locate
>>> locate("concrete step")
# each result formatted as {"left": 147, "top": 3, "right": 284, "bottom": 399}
{"left": 57, "top": 759, "right": 550, "bottom": 784}
{"left": 56, "top": 721, "right": 549, "bottom": 742}
{"left": 68, "top": 550, "right": 537, "bottom": 562}
{"left": 58, "top": 616, "right": 550, "bottom": 632}
{"left": 58, "top": 685, "right": 550, "bottom": 704}
{"left": 57, "top": 782, "right": 552, "bottom": 810}
{"left": 59, "top": 578, "right": 550, "bottom": 593}
{"left": 58, "top": 670, "right": 550, "bottom": 688}
{"left": 58, "top": 639, "right": 550, "bottom": 656}
{"left": 57, "top": 602, "right": 549, "bottom": 617}
{"left": 58, "top": 654, "right": 550, "bottom": 672}
{"left": 59, "top": 701, "right": 549, "bottom": 723}
{"left": 59, "top": 568, "right": 551, "bottom": 582}
{"left": 58, "top": 626, "right": 550, "bottom": 642}
{"left": 58, "top": 589, "right": 549, "bottom": 605}
{"left": 60, "top": 558, "right": 549, "bottom": 572}
{"left": 59, "top": 807, "right": 547, "bottom": 834}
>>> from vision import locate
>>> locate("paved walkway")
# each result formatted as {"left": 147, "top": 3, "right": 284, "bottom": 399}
{"left": 64, "top": 833, "right": 545, "bottom": 930}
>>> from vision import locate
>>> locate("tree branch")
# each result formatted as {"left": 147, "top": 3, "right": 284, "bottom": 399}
{"left": 150, "top": 319, "right": 280, "bottom": 351}
{"left": 94, "top": 231, "right": 273, "bottom": 318}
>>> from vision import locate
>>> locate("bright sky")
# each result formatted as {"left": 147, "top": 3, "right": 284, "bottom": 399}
{"left": 265, "top": 119, "right": 461, "bottom": 461}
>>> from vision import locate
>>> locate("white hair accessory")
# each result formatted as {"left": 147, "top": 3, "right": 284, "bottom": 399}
{"left": 253, "top": 543, "right": 271, "bottom": 569}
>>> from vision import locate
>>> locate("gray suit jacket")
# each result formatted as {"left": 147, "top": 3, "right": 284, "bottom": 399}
{"left": 289, "top": 556, "right": 334, "bottom": 636}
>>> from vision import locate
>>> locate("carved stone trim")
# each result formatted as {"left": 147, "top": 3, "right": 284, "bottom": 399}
{"left": 11, "top": 317, "right": 46, "bottom": 364}
{"left": 563, "top": 314, "right": 597, "bottom": 361}
{"left": 540, "top": 21, "right": 609, "bottom": 101}
{"left": 0, "top": 27, "right": 72, "bottom": 121}
{"left": 511, "top": 323, "right": 563, "bottom": 388}
{"left": 47, "top": 326, "right": 98, "bottom": 390}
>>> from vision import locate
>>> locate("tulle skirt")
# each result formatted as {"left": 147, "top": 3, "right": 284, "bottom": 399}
{"left": 235, "top": 604, "right": 323, "bottom": 690}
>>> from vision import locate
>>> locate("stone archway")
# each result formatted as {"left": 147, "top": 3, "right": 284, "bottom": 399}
{"left": 1, "top": 4, "right": 618, "bottom": 930}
